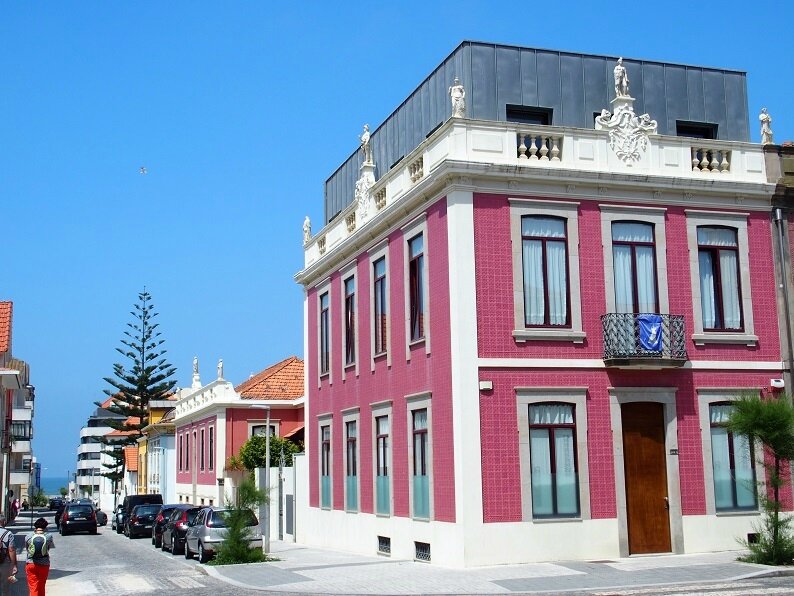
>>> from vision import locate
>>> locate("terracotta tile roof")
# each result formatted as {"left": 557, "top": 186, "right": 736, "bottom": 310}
{"left": 235, "top": 356, "right": 304, "bottom": 400}
{"left": 104, "top": 416, "right": 141, "bottom": 437}
{"left": 124, "top": 446, "right": 138, "bottom": 472}
{"left": 0, "top": 302, "right": 12, "bottom": 354}
{"left": 100, "top": 397, "right": 115, "bottom": 409}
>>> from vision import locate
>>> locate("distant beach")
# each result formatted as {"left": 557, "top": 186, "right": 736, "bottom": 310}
{"left": 39, "top": 477, "right": 69, "bottom": 496}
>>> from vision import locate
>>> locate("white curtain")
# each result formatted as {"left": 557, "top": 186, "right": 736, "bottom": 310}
{"left": 710, "top": 404, "right": 756, "bottom": 510}
{"left": 612, "top": 222, "right": 656, "bottom": 314}
{"left": 522, "top": 217, "right": 567, "bottom": 326}
{"left": 530, "top": 404, "right": 574, "bottom": 425}
{"left": 699, "top": 251, "right": 717, "bottom": 328}
{"left": 554, "top": 428, "right": 578, "bottom": 514}
{"left": 710, "top": 426, "right": 733, "bottom": 510}
{"left": 613, "top": 245, "right": 633, "bottom": 313}
{"left": 530, "top": 429, "right": 553, "bottom": 516}
{"left": 719, "top": 251, "right": 741, "bottom": 329}
{"left": 636, "top": 246, "right": 657, "bottom": 312}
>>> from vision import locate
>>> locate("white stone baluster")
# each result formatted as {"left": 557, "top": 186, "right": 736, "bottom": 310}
{"left": 699, "top": 148, "right": 710, "bottom": 172}
{"left": 529, "top": 136, "right": 538, "bottom": 160}
{"left": 692, "top": 148, "right": 700, "bottom": 172}
{"left": 518, "top": 134, "right": 528, "bottom": 159}
{"left": 719, "top": 150, "right": 730, "bottom": 173}
{"left": 539, "top": 137, "right": 549, "bottom": 161}
{"left": 550, "top": 136, "right": 561, "bottom": 161}
{"left": 709, "top": 149, "right": 719, "bottom": 173}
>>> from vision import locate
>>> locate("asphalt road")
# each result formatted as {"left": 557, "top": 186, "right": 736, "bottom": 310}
{"left": 21, "top": 511, "right": 263, "bottom": 595}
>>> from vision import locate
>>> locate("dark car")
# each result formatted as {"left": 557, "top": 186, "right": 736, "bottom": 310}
{"left": 118, "top": 493, "right": 163, "bottom": 535}
{"left": 151, "top": 504, "right": 185, "bottom": 548}
{"left": 55, "top": 501, "right": 67, "bottom": 528}
{"left": 111, "top": 505, "right": 124, "bottom": 532}
{"left": 95, "top": 507, "right": 108, "bottom": 526}
{"left": 160, "top": 505, "right": 198, "bottom": 554}
{"left": 48, "top": 497, "right": 64, "bottom": 511}
{"left": 59, "top": 503, "right": 98, "bottom": 535}
{"left": 126, "top": 503, "right": 161, "bottom": 538}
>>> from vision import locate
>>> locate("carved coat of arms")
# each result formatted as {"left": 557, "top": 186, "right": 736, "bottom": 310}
{"left": 596, "top": 104, "right": 657, "bottom": 164}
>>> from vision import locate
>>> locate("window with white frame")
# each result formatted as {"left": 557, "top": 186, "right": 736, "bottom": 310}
{"left": 510, "top": 199, "right": 584, "bottom": 343}
{"left": 209, "top": 426, "right": 214, "bottom": 470}
{"left": 528, "top": 403, "right": 579, "bottom": 517}
{"left": 686, "top": 211, "right": 756, "bottom": 345}
{"left": 373, "top": 257, "right": 387, "bottom": 355}
{"left": 344, "top": 276, "right": 356, "bottom": 366}
{"left": 319, "top": 291, "right": 330, "bottom": 375}
{"left": 200, "top": 428, "right": 205, "bottom": 471}
{"left": 374, "top": 412, "right": 391, "bottom": 515}
{"left": 320, "top": 423, "right": 332, "bottom": 509}
{"left": 407, "top": 394, "right": 432, "bottom": 521}
{"left": 600, "top": 205, "right": 669, "bottom": 316}
{"left": 408, "top": 234, "right": 425, "bottom": 341}
{"left": 710, "top": 403, "right": 756, "bottom": 511}
{"left": 251, "top": 423, "right": 277, "bottom": 438}
{"left": 345, "top": 417, "right": 359, "bottom": 512}
{"left": 516, "top": 388, "right": 590, "bottom": 522}
{"left": 185, "top": 432, "right": 190, "bottom": 471}
{"left": 178, "top": 434, "right": 183, "bottom": 471}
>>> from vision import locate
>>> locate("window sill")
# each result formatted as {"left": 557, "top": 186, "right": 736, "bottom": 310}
{"left": 513, "top": 329, "right": 586, "bottom": 344}
{"left": 373, "top": 352, "right": 388, "bottom": 362}
{"left": 692, "top": 333, "right": 758, "bottom": 347}
{"left": 344, "top": 362, "right": 356, "bottom": 371}
{"left": 409, "top": 338, "right": 426, "bottom": 348}
{"left": 531, "top": 516, "right": 583, "bottom": 524}
{"left": 715, "top": 509, "right": 760, "bottom": 517}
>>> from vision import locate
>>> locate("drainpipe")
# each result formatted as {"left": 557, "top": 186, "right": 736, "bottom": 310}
{"left": 774, "top": 208, "right": 794, "bottom": 395}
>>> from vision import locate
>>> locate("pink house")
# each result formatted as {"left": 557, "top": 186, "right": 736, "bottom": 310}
{"left": 173, "top": 356, "right": 304, "bottom": 506}
{"left": 296, "top": 42, "right": 786, "bottom": 566}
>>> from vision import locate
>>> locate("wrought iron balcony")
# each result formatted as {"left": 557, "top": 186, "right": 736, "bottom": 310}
{"left": 601, "top": 313, "right": 688, "bottom": 367}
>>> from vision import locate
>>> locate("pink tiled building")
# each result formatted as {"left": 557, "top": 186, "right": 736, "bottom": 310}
{"left": 296, "top": 42, "right": 787, "bottom": 566}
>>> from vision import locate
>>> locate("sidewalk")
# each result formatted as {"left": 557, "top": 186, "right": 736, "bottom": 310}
{"left": 205, "top": 541, "right": 792, "bottom": 594}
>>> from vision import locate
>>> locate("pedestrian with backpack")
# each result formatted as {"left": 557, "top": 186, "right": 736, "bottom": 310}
{"left": 0, "top": 513, "right": 19, "bottom": 595}
{"left": 25, "top": 518, "right": 54, "bottom": 596}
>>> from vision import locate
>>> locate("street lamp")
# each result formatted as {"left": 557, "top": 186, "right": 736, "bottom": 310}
{"left": 250, "top": 404, "right": 271, "bottom": 554}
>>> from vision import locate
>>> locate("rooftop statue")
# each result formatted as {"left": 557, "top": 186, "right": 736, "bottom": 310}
{"left": 360, "top": 124, "right": 373, "bottom": 164}
{"left": 449, "top": 77, "right": 466, "bottom": 118}
{"left": 614, "top": 58, "right": 630, "bottom": 98}
{"left": 303, "top": 215, "right": 312, "bottom": 245}
{"left": 760, "top": 108, "right": 774, "bottom": 145}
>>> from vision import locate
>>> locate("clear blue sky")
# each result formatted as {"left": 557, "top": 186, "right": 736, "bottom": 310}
{"left": 3, "top": 2, "right": 792, "bottom": 477}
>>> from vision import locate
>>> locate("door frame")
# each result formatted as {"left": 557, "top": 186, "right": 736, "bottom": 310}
{"left": 609, "top": 387, "right": 683, "bottom": 556}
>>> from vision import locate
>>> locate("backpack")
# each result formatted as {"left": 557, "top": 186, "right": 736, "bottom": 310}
{"left": 28, "top": 534, "right": 48, "bottom": 560}
{"left": 0, "top": 529, "right": 9, "bottom": 563}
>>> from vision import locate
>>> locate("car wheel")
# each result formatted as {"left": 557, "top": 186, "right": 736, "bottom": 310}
{"left": 184, "top": 540, "right": 193, "bottom": 559}
{"left": 198, "top": 541, "right": 210, "bottom": 564}
{"left": 173, "top": 539, "right": 184, "bottom": 556}
{"left": 90, "top": 528, "right": 97, "bottom": 535}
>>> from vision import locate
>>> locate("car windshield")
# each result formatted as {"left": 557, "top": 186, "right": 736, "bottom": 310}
{"left": 186, "top": 508, "right": 200, "bottom": 523}
{"left": 209, "top": 509, "right": 258, "bottom": 528}
{"left": 135, "top": 505, "right": 161, "bottom": 515}
{"left": 68, "top": 505, "right": 93, "bottom": 515}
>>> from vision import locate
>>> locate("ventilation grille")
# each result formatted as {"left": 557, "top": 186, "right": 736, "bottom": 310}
{"left": 377, "top": 535, "right": 391, "bottom": 554}
{"left": 415, "top": 541, "right": 431, "bottom": 562}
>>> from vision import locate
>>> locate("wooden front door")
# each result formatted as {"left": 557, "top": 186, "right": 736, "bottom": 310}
{"left": 621, "top": 402, "right": 671, "bottom": 554}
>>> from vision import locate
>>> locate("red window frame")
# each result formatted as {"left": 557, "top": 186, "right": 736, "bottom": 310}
{"left": 344, "top": 277, "right": 356, "bottom": 365}
{"left": 408, "top": 234, "right": 425, "bottom": 341}
{"left": 208, "top": 426, "right": 214, "bottom": 471}
{"left": 412, "top": 409, "right": 428, "bottom": 477}
{"left": 376, "top": 416, "right": 389, "bottom": 476}
{"left": 319, "top": 292, "right": 330, "bottom": 375}
{"left": 346, "top": 421, "right": 357, "bottom": 477}
{"left": 710, "top": 402, "right": 756, "bottom": 510}
{"left": 321, "top": 425, "right": 331, "bottom": 477}
{"left": 611, "top": 221, "right": 659, "bottom": 314}
{"left": 521, "top": 215, "right": 571, "bottom": 327}
{"left": 373, "top": 257, "right": 387, "bottom": 354}
{"left": 698, "top": 226, "right": 744, "bottom": 332}
{"left": 200, "top": 428, "right": 205, "bottom": 471}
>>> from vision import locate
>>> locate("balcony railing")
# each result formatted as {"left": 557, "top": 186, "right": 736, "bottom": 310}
{"left": 601, "top": 313, "right": 688, "bottom": 367}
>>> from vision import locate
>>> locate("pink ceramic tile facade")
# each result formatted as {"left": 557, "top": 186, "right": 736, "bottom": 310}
{"left": 473, "top": 192, "right": 786, "bottom": 522}
{"left": 175, "top": 414, "right": 217, "bottom": 487}
{"left": 307, "top": 199, "right": 456, "bottom": 521}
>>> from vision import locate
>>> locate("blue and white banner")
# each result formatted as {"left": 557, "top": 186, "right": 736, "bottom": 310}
{"left": 637, "top": 314, "right": 663, "bottom": 352}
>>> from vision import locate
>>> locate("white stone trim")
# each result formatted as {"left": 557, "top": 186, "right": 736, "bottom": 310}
{"left": 368, "top": 241, "right": 391, "bottom": 371}
{"left": 600, "top": 204, "right": 669, "bottom": 314}
{"left": 247, "top": 418, "right": 280, "bottom": 438}
{"left": 406, "top": 393, "right": 433, "bottom": 521}
{"left": 515, "top": 387, "right": 590, "bottom": 522}
{"left": 339, "top": 261, "right": 360, "bottom": 377}
{"left": 509, "top": 198, "right": 585, "bottom": 343}
{"left": 608, "top": 387, "right": 683, "bottom": 556}
{"left": 342, "top": 409, "right": 361, "bottom": 513}
{"left": 697, "top": 388, "right": 764, "bottom": 516}
{"left": 370, "top": 401, "right": 393, "bottom": 517}
{"left": 316, "top": 278, "right": 333, "bottom": 387}
{"left": 685, "top": 210, "right": 756, "bottom": 346}
{"left": 477, "top": 358, "right": 784, "bottom": 370}
{"left": 402, "top": 214, "right": 431, "bottom": 359}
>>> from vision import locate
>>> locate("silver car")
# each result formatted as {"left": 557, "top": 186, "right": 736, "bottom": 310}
{"left": 184, "top": 506, "right": 262, "bottom": 563}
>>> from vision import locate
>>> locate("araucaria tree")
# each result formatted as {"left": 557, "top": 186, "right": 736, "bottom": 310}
{"left": 96, "top": 289, "right": 177, "bottom": 495}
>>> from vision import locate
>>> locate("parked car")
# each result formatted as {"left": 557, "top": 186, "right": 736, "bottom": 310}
{"left": 95, "top": 507, "right": 108, "bottom": 526}
{"left": 151, "top": 504, "right": 186, "bottom": 548}
{"left": 118, "top": 493, "right": 163, "bottom": 535}
{"left": 126, "top": 503, "right": 161, "bottom": 539}
{"left": 160, "top": 505, "right": 199, "bottom": 554}
{"left": 59, "top": 503, "right": 98, "bottom": 535}
{"left": 48, "top": 497, "right": 64, "bottom": 511}
{"left": 111, "top": 505, "right": 123, "bottom": 532}
{"left": 55, "top": 502, "right": 67, "bottom": 528}
{"left": 184, "top": 506, "right": 262, "bottom": 563}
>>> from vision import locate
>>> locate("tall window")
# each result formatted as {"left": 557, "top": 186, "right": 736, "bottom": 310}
{"left": 251, "top": 424, "right": 275, "bottom": 437}
{"left": 209, "top": 426, "right": 214, "bottom": 470}
{"left": 521, "top": 216, "right": 569, "bottom": 326}
{"left": 698, "top": 227, "right": 742, "bottom": 330}
{"left": 319, "top": 292, "right": 330, "bottom": 375}
{"left": 193, "top": 431, "right": 197, "bottom": 472}
{"left": 178, "top": 434, "right": 183, "bottom": 471}
{"left": 200, "top": 428, "right": 205, "bottom": 471}
{"left": 344, "top": 277, "right": 356, "bottom": 365}
{"left": 408, "top": 234, "right": 425, "bottom": 340}
{"left": 373, "top": 257, "right": 387, "bottom": 354}
{"left": 185, "top": 432, "right": 190, "bottom": 471}
{"left": 528, "top": 403, "right": 579, "bottom": 518}
{"left": 320, "top": 425, "right": 331, "bottom": 508}
{"left": 710, "top": 404, "right": 756, "bottom": 510}
{"left": 412, "top": 409, "right": 429, "bottom": 519}
{"left": 612, "top": 222, "right": 658, "bottom": 313}
{"left": 345, "top": 421, "right": 358, "bottom": 511}
{"left": 375, "top": 415, "right": 390, "bottom": 515}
